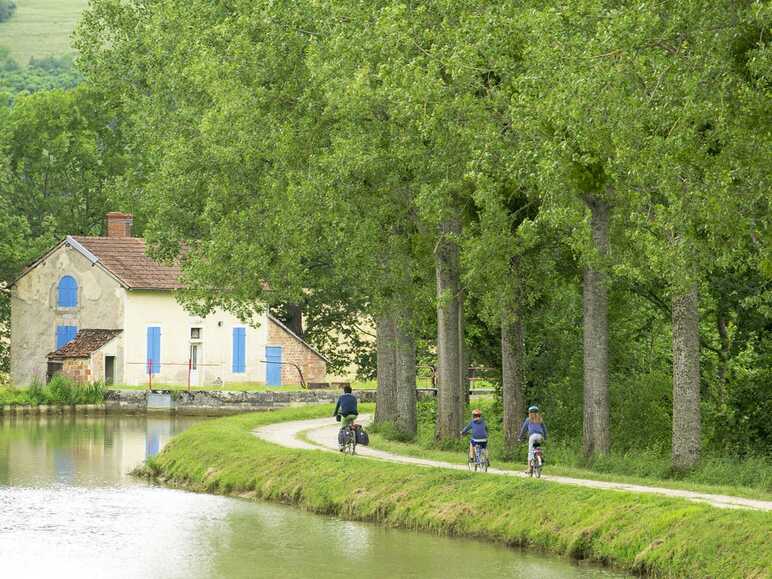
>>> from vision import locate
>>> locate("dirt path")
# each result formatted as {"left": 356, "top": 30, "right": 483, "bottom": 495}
{"left": 253, "top": 414, "right": 772, "bottom": 512}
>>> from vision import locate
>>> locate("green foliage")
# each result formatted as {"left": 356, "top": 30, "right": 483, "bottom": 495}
{"left": 0, "top": 50, "right": 81, "bottom": 95}
{"left": 0, "top": 376, "right": 105, "bottom": 405}
{"left": 144, "top": 406, "right": 772, "bottom": 578}
{"left": 8, "top": 0, "right": 765, "bottom": 465}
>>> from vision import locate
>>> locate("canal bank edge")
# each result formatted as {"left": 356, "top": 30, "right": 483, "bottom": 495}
{"left": 2, "top": 388, "right": 492, "bottom": 415}
{"left": 138, "top": 405, "right": 771, "bottom": 578}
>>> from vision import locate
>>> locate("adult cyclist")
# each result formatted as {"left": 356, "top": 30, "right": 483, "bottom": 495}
{"left": 333, "top": 384, "right": 358, "bottom": 450}
{"left": 460, "top": 408, "right": 489, "bottom": 464}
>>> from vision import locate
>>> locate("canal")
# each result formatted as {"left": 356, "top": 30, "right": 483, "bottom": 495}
{"left": 0, "top": 414, "right": 627, "bottom": 578}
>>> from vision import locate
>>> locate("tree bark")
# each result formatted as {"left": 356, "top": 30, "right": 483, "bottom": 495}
{"left": 672, "top": 285, "right": 701, "bottom": 471}
{"left": 501, "top": 312, "right": 526, "bottom": 451}
{"left": 582, "top": 195, "right": 610, "bottom": 458}
{"left": 283, "top": 303, "right": 304, "bottom": 338}
{"left": 394, "top": 318, "right": 417, "bottom": 438}
{"left": 435, "top": 216, "right": 464, "bottom": 440}
{"left": 375, "top": 315, "right": 397, "bottom": 425}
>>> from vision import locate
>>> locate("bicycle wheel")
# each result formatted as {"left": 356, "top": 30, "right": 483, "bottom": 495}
{"left": 534, "top": 455, "right": 542, "bottom": 478}
{"left": 479, "top": 449, "right": 489, "bottom": 472}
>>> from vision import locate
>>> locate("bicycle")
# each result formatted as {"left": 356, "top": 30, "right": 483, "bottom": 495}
{"left": 467, "top": 441, "right": 489, "bottom": 473}
{"left": 530, "top": 443, "right": 544, "bottom": 478}
{"left": 338, "top": 423, "right": 357, "bottom": 455}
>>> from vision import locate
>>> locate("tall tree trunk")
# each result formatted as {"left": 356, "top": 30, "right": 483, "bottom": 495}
{"left": 283, "top": 303, "right": 304, "bottom": 338}
{"left": 672, "top": 285, "right": 701, "bottom": 471}
{"left": 375, "top": 315, "right": 397, "bottom": 425}
{"left": 502, "top": 259, "right": 526, "bottom": 451}
{"left": 582, "top": 195, "right": 610, "bottom": 458}
{"left": 394, "top": 318, "right": 417, "bottom": 438}
{"left": 435, "top": 216, "right": 464, "bottom": 440}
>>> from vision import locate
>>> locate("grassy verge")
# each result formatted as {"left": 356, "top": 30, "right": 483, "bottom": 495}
{"left": 0, "top": 376, "right": 104, "bottom": 406}
{"left": 140, "top": 405, "right": 771, "bottom": 578}
{"left": 369, "top": 400, "right": 771, "bottom": 501}
{"left": 367, "top": 432, "right": 772, "bottom": 501}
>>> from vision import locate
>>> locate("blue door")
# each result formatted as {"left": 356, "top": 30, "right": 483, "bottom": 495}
{"left": 265, "top": 346, "right": 282, "bottom": 387}
{"left": 146, "top": 327, "right": 161, "bottom": 374}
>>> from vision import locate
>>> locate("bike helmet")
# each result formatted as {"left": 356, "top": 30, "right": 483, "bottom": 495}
{"left": 472, "top": 409, "right": 482, "bottom": 417}
{"left": 528, "top": 405, "right": 539, "bottom": 413}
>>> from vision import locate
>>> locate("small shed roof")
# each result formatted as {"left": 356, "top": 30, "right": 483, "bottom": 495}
{"left": 48, "top": 329, "right": 123, "bottom": 359}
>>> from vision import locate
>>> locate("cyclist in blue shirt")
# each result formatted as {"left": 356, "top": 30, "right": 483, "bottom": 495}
{"left": 333, "top": 385, "right": 358, "bottom": 449}
{"left": 460, "top": 409, "right": 488, "bottom": 462}
{"left": 518, "top": 405, "right": 547, "bottom": 473}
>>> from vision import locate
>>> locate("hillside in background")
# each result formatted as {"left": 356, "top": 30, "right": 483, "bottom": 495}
{"left": 0, "top": 0, "right": 88, "bottom": 65}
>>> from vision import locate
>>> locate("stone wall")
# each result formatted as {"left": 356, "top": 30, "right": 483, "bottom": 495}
{"left": 63, "top": 358, "right": 91, "bottom": 383}
{"left": 267, "top": 318, "right": 327, "bottom": 384}
{"left": 104, "top": 388, "right": 377, "bottom": 414}
{"left": 102, "top": 387, "right": 493, "bottom": 415}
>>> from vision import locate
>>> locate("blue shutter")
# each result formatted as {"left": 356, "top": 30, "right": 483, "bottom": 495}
{"left": 232, "top": 328, "right": 246, "bottom": 373}
{"left": 265, "top": 346, "right": 282, "bottom": 386}
{"left": 57, "top": 276, "right": 78, "bottom": 307}
{"left": 147, "top": 327, "right": 161, "bottom": 374}
{"left": 56, "top": 325, "right": 78, "bottom": 349}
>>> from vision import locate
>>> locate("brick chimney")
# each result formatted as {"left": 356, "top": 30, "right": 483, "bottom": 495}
{"left": 106, "top": 212, "right": 133, "bottom": 238}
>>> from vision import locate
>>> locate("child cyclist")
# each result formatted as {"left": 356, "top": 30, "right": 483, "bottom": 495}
{"left": 460, "top": 409, "right": 489, "bottom": 464}
{"left": 518, "top": 405, "right": 547, "bottom": 473}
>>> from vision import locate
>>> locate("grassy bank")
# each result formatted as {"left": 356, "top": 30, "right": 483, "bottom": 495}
{"left": 368, "top": 400, "right": 771, "bottom": 500}
{"left": 140, "top": 405, "right": 771, "bottom": 578}
{"left": 0, "top": 376, "right": 104, "bottom": 406}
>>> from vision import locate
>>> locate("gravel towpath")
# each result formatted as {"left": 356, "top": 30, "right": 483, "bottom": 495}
{"left": 253, "top": 414, "right": 771, "bottom": 512}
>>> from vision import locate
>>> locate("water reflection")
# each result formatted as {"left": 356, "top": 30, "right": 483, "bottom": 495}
{"left": 0, "top": 414, "right": 199, "bottom": 486}
{"left": 0, "top": 414, "right": 628, "bottom": 578}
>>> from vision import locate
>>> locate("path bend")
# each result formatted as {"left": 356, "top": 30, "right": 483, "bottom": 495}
{"left": 253, "top": 414, "right": 771, "bottom": 512}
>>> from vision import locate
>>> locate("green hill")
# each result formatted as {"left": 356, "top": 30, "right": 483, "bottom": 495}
{"left": 0, "top": 0, "right": 88, "bottom": 65}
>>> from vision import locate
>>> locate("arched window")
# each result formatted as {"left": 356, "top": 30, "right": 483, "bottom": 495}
{"left": 57, "top": 276, "right": 78, "bottom": 308}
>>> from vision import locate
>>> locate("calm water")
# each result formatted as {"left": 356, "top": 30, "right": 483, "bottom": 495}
{"left": 0, "top": 414, "right": 627, "bottom": 578}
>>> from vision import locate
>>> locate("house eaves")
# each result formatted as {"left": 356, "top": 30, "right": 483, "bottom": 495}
{"left": 267, "top": 313, "right": 331, "bottom": 364}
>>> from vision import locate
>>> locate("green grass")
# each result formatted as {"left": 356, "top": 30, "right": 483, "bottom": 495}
{"left": 0, "top": 375, "right": 104, "bottom": 405}
{"left": 367, "top": 432, "right": 772, "bottom": 501}
{"left": 139, "top": 405, "right": 772, "bottom": 578}
{"left": 0, "top": 0, "right": 88, "bottom": 64}
{"left": 367, "top": 400, "right": 772, "bottom": 501}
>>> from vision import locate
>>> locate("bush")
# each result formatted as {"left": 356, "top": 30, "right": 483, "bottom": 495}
{"left": 0, "top": 377, "right": 105, "bottom": 406}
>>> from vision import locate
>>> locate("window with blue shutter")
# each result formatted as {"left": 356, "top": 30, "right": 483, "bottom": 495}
{"left": 146, "top": 327, "right": 161, "bottom": 374}
{"left": 232, "top": 328, "right": 246, "bottom": 373}
{"left": 57, "top": 276, "right": 78, "bottom": 307}
{"left": 55, "top": 325, "right": 78, "bottom": 349}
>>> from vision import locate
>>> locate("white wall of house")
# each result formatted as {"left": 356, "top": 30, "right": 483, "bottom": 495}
{"left": 122, "top": 291, "right": 269, "bottom": 386}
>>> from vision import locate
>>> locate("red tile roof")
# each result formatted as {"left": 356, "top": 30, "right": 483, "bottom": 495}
{"left": 48, "top": 329, "right": 123, "bottom": 359}
{"left": 71, "top": 236, "right": 184, "bottom": 289}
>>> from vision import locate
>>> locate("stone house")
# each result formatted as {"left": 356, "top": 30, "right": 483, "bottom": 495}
{"left": 10, "top": 212, "right": 327, "bottom": 387}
